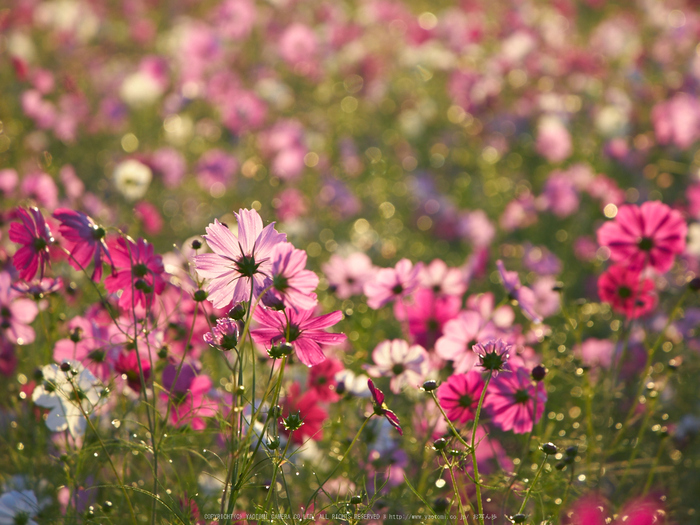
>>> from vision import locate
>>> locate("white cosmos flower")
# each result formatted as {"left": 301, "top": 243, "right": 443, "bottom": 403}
{"left": 0, "top": 490, "right": 41, "bottom": 525}
{"left": 113, "top": 159, "right": 152, "bottom": 201}
{"left": 31, "top": 361, "right": 104, "bottom": 438}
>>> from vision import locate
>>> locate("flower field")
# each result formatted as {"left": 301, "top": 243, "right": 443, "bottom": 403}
{"left": 2, "top": 0, "right": 700, "bottom": 523}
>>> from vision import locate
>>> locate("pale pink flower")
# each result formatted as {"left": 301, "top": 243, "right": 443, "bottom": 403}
{"left": 365, "top": 339, "right": 429, "bottom": 393}
{"left": 435, "top": 311, "right": 495, "bottom": 374}
{"left": 0, "top": 271, "right": 39, "bottom": 345}
{"left": 322, "top": 252, "right": 375, "bottom": 299}
{"left": 364, "top": 258, "right": 422, "bottom": 310}
{"left": 267, "top": 242, "right": 319, "bottom": 311}
{"left": 419, "top": 259, "right": 468, "bottom": 296}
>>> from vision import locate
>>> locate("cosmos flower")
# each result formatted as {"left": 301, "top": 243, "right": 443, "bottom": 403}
{"left": 53, "top": 208, "right": 112, "bottom": 282}
{"left": 597, "top": 265, "right": 657, "bottom": 319}
{"left": 161, "top": 363, "right": 217, "bottom": 431}
{"left": 364, "top": 258, "right": 422, "bottom": 310}
{"left": 0, "top": 271, "right": 39, "bottom": 346}
{"left": 9, "top": 207, "right": 54, "bottom": 281}
{"left": 280, "top": 382, "right": 328, "bottom": 444}
{"left": 496, "top": 260, "right": 542, "bottom": 323}
{"left": 473, "top": 339, "right": 512, "bottom": 376}
{"left": 435, "top": 310, "right": 495, "bottom": 374}
{"left": 393, "top": 288, "right": 461, "bottom": 349}
{"left": 251, "top": 307, "right": 345, "bottom": 367}
{"left": 194, "top": 209, "right": 287, "bottom": 308}
{"left": 203, "top": 317, "right": 241, "bottom": 351}
{"left": 31, "top": 361, "right": 105, "bottom": 438}
{"left": 0, "top": 490, "right": 42, "bottom": 525}
{"left": 484, "top": 365, "right": 546, "bottom": 434}
{"left": 322, "top": 252, "right": 375, "bottom": 299}
{"left": 368, "top": 379, "right": 402, "bottom": 436}
{"left": 437, "top": 371, "right": 485, "bottom": 424}
{"left": 266, "top": 242, "right": 319, "bottom": 311}
{"left": 597, "top": 201, "right": 687, "bottom": 273}
{"left": 365, "top": 339, "right": 429, "bottom": 394}
{"left": 104, "top": 236, "right": 166, "bottom": 310}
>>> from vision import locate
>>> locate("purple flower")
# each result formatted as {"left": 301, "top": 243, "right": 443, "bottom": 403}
{"left": 496, "top": 260, "right": 542, "bottom": 323}
{"left": 53, "top": 208, "right": 113, "bottom": 282}
{"left": 195, "top": 209, "right": 287, "bottom": 308}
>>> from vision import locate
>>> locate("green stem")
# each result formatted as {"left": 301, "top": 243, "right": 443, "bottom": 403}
{"left": 441, "top": 450, "right": 470, "bottom": 523}
{"left": 517, "top": 456, "right": 547, "bottom": 515}
{"left": 470, "top": 373, "right": 491, "bottom": 525}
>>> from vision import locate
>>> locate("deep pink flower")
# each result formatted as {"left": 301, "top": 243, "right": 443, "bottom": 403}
{"left": 484, "top": 365, "right": 546, "bottom": 434}
{"left": 0, "top": 271, "right": 39, "bottom": 346}
{"left": 496, "top": 260, "right": 542, "bottom": 323}
{"left": 597, "top": 201, "right": 687, "bottom": 273}
{"left": 114, "top": 350, "right": 151, "bottom": 393}
{"left": 473, "top": 339, "right": 512, "bottom": 376}
{"left": 161, "top": 363, "right": 217, "bottom": 430}
{"left": 251, "top": 307, "right": 346, "bottom": 367}
{"left": 281, "top": 382, "right": 328, "bottom": 444}
{"left": 563, "top": 494, "right": 667, "bottom": 525}
{"left": 9, "top": 207, "right": 54, "bottom": 281}
{"left": 194, "top": 209, "right": 287, "bottom": 308}
{"left": 267, "top": 242, "right": 319, "bottom": 311}
{"left": 308, "top": 357, "right": 344, "bottom": 402}
{"left": 395, "top": 287, "right": 461, "bottom": 349}
{"left": 364, "top": 258, "right": 422, "bottom": 310}
{"left": 322, "top": 252, "right": 375, "bottom": 299}
{"left": 368, "top": 379, "right": 402, "bottom": 436}
{"left": 365, "top": 339, "right": 429, "bottom": 394}
{"left": 53, "top": 208, "right": 112, "bottom": 282}
{"left": 597, "top": 265, "right": 657, "bottom": 319}
{"left": 435, "top": 311, "right": 495, "bottom": 374}
{"left": 437, "top": 371, "right": 485, "bottom": 424}
{"left": 104, "top": 236, "right": 166, "bottom": 310}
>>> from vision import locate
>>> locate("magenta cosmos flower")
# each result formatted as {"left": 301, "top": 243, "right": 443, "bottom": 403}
{"left": 194, "top": 209, "right": 287, "bottom": 308}
{"left": 9, "top": 207, "right": 54, "bottom": 281}
{"left": 53, "top": 208, "right": 112, "bottom": 282}
{"left": 104, "top": 236, "right": 166, "bottom": 310}
{"left": 597, "top": 201, "right": 687, "bottom": 273}
{"left": 484, "top": 365, "right": 546, "bottom": 434}
{"left": 597, "top": 264, "right": 657, "bottom": 319}
{"left": 437, "top": 371, "right": 485, "bottom": 424}
{"left": 364, "top": 258, "right": 421, "bottom": 310}
{"left": 368, "top": 379, "right": 402, "bottom": 436}
{"left": 365, "top": 339, "right": 429, "bottom": 394}
{"left": 0, "top": 271, "right": 39, "bottom": 345}
{"left": 251, "top": 307, "right": 346, "bottom": 366}
{"left": 473, "top": 339, "right": 512, "bottom": 376}
{"left": 267, "top": 242, "right": 319, "bottom": 311}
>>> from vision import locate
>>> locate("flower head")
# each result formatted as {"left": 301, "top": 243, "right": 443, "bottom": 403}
{"left": 1, "top": 272, "right": 39, "bottom": 346}
{"left": 597, "top": 201, "right": 687, "bottom": 273}
{"left": 365, "top": 339, "right": 429, "bottom": 394}
{"left": 194, "top": 209, "right": 287, "bottom": 308}
{"left": 0, "top": 490, "right": 42, "bottom": 525}
{"left": 280, "top": 382, "right": 327, "bottom": 444}
{"left": 496, "top": 260, "right": 542, "bottom": 323}
{"left": 53, "top": 208, "right": 112, "bottom": 282}
{"left": 251, "top": 307, "right": 345, "bottom": 367}
{"left": 437, "top": 371, "right": 486, "bottom": 424}
{"left": 597, "top": 265, "right": 657, "bottom": 319}
{"left": 203, "top": 317, "right": 241, "bottom": 351}
{"left": 9, "top": 207, "right": 54, "bottom": 281}
{"left": 473, "top": 339, "right": 512, "bottom": 376}
{"left": 267, "top": 242, "right": 319, "bottom": 311}
{"left": 161, "top": 363, "right": 217, "bottom": 430}
{"left": 368, "top": 379, "right": 403, "bottom": 436}
{"left": 364, "top": 258, "right": 421, "bottom": 310}
{"left": 322, "top": 252, "right": 375, "bottom": 299}
{"left": 484, "top": 365, "right": 546, "bottom": 434}
{"left": 435, "top": 310, "right": 495, "bottom": 374}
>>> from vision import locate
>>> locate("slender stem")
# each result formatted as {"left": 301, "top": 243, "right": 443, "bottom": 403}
{"left": 441, "top": 451, "right": 469, "bottom": 523}
{"left": 262, "top": 430, "right": 293, "bottom": 512}
{"left": 305, "top": 417, "right": 372, "bottom": 510}
{"left": 643, "top": 436, "right": 667, "bottom": 495}
{"left": 517, "top": 456, "right": 547, "bottom": 515}
{"left": 469, "top": 373, "right": 491, "bottom": 525}
{"left": 428, "top": 392, "right": 472, "bottom": 451}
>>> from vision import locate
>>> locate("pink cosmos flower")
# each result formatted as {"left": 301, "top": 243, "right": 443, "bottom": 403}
{"left": 53, "top": 208, "right": 112, "bottom": 282}
{"left": 161, "top": 363, "right": 217, "bottom": 431}
{"left": 364, "top": 258, "right": 422, "bottom": 310}
{"left": 308, "top": 357, "right": 344, "bottom": 402}
{"left": 104, "top": 237, "right": 167, "bottom": 310}
{"left": 437, "top": 371, "right": 485, "bottom": 424}
{"left": 281, "top": 382, "right": 328, "bottom": 444}
{"left": 194, "top": 209, "right": 287, "bottom": 308}
{"left": 114, "top": 349, "right": 151, "bottom": 393}
{"left": 203, "top": 317, "right": 241, "bottom": 351}
{"left": 473, "top": 339, "right": 512, "bottom": 376}
{"left": 564, "top": 494, "right": 667, "bottom": 525}
{"left": 0, "top": 271, "right": 39, "bottom": 345}
{"left": 394, "top": 288, "right": 461, "bottom": 349}
{"left": 251, "top": 307, "right": 346, "bottom": 367}
{"left": 322, "top": 252, "right": 375, "bottom": 299}
{"left": 597, "top": 265, "right": 657, "bottom": 319}
{"left": 574, "top": 338, "right": 615, "bottom": 375}
{"left": 419, "top": 259, "right": 468, "bottom": 297}
{"left": 541, "top": 173, "right": 579, "bottom": 218}
{"left": 267, "top": 242, "right": 319, "bottom": 311}
{"left": 484, "top": 365, "right": 546, "bottom": 434}
{"left": 53, "top": 315, "right": 113, "bottom": 381}
{"left": 597, "top": 201, "right": 687, "bottom": 273}
{"left": 9, "top": 207, "right": 54, "bottom": 281}
{"left": 496, "top": 260, "right": 542, "bottom": 323}
{"left": 651, "top": 92, "right": 700, "bottom": 150}
{"left": 365, "top": 339, "right": 429, "bottom": 394}
{"left": 368, "top": 379, "right": 402, "bottom": 436}
{"left": 435, "top": 311, "right": 496, "bottom": 374}
{"left": 536, "top": 116, "right": 572, "bottom": 163}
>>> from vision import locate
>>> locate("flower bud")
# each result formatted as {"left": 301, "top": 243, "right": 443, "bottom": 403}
{"left": 433, "top": 438, "right": 447, "bottom": 451}
{"left": 193, "top": 290, "right": 208, "bottom": 302}
{"left": 282, "top": 412, "right": 304, "bottom": 432}
{"left": 422, "top": 380, "right": 438, "bottom": 392}
{"left": 350, "top": 495, "right": 362, "bottom": 505}
{"left": 228, "top": 303, "right": 247, "bottom": 320}
{"left": 512, "top": 513, "right": 526, "bottom": 523}
{"left": 541, "top": 442, "right": 557, "bottom": 455}
{"left": 531, "top": 365, "right": 547, "bottom": 382}
{"left": 191, "top": 239, "right": 202, "bottom": 250}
